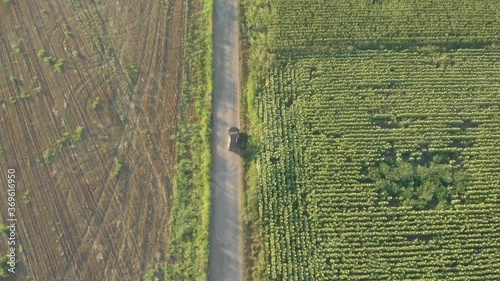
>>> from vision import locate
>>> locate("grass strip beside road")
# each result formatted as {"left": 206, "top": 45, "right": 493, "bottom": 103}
{"left": 239, "top": 0, "right": 272, "bottom": 280}
{"left": 160, "top": 0, "right": 213, "bottom": 280}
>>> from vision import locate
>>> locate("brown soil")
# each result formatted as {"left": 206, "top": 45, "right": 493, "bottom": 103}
{"left": 0, "top": 0, "right": 188, "bottom": 280}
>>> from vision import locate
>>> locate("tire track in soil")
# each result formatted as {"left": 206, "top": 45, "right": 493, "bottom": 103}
{"left": 131, "top": 4, "right": 163, "bottom": 269}
{"left": 2, "top": 2, "right": 67, "bottom": 276}
{"left": 60, "top": 0, "right": 179, "bottom": 276}
{"left": 4, "top": 1, "right": 124, "bottom": 278}
{"left": 1, "top": 0, "right": 185, "bottom": 279}
{"left": 154, "top": 0, "right": 183, "bottom": 256}
{"left": 106, "top": 1, "right": 161, "bottom": 275}
{"left": 52, "top": 41, "right": 127, "bottom": 281}
{"left": 4, "top": 2, "right": 74, "bottom": 278}
{"left": 11, "top": 2, "right": 101, "bottom": 270}
{"left": 121, "top": 0, "right": 185, "bottom": 270}
{"left": 43, "top": 1, "right": 140, "bottom": 278}
{"left": 36, "top": 4, "right": 123, "bottom": 278}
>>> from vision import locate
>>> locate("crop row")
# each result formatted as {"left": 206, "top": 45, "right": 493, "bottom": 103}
{"left": 255, "top": 48, "right": 500, "bottom": 280}
{"left": 268, "top": 0, "right": 499, "bottom": 51}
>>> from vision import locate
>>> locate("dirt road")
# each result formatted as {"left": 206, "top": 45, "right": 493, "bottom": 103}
{"left": 208, "top": 0, "right": 243, "bottom": 280}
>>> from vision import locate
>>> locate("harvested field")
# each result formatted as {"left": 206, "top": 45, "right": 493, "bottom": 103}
{"left": 0, "top": 0, "right": 192, "bottom": 280}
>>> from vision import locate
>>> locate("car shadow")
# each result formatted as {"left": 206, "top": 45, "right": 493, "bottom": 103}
{"left": 238, "top": 132, "right": 248, "bottom": 149}
{"left": 234, "top": 132, "right": 257, "bottom": 160}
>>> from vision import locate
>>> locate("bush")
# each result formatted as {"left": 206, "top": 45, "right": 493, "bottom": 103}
{"left": 22, "top": 190, "right": 31, "bottom": 204}
{"left": 42, "top": 148, "right": 55, "bottom": 163}
{"left": 125, "top": 64, "right": 140, "bottom": 84}
{"left": 144, "top": 267, "right": 165, "bottom": 281}
{"left": 11, "top": 42, "right": 20, "bottom": 53}
{"left": 111, "top": 158, "right": 123, "bottom": 177}
{"left": 367, "top": 155, "right": 469, "bottom": 210}
{"left": 72, "top": 126, "right": 84, "bottom": 141}
{"left": 55, "top": 133, "right": 71, "bottom": 150}
{"left": 19, "top": 91, "right": 30, "bottom": 99}
{"left": 33, "top": 86, "right": 42, "bottom": 95}
{"left": 43, "top": 56, "right": 56, "bottom": 66}
{"left": 54, "top": 59, "right": 65, "bottom": 73}
{"left": 92, "top": 97, "right": 100, "bottom": 109}
{"left": 0, "top": 256, "right": 8, "bottom": 278}
{"left": 0, "top": 224, "right": 7, "bottom": 234}
{"left": 243, "top": 138, "right": 260, "bottom": 161}
{"left": 37, "top": 49, "right": 47, "bottom": 57}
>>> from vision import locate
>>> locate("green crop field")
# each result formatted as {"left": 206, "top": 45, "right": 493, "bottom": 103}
{"left": 269, "top": 0, "right": 499, "bottom": 51}
{"left": 242, "top": 0, "right": 500, "bottom": 280}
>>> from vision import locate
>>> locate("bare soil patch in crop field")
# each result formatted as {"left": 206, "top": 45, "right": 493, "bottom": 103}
{"left": 0, "top": 0, "right": 189, "bottom": 279}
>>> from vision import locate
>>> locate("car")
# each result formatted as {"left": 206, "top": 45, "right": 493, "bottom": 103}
{"left": 227, "top": 127, "right": 240, "bottom": 151}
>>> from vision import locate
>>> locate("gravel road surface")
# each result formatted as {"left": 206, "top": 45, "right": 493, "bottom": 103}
{"left": 208, "top": 0, "right": 243, "bottom": 280}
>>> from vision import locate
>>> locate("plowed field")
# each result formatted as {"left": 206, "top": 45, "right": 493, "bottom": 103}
{"left": 0, "top": 0, "right": 189, "bottom": 279}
